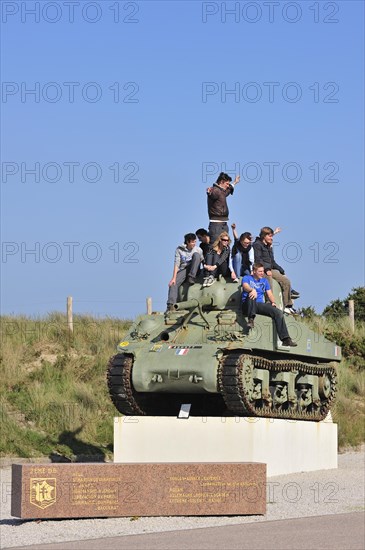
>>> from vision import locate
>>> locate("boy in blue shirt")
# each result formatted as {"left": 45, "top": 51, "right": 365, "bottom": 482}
{"left": 242, "top": 262, "right": 297, "bottom": 347}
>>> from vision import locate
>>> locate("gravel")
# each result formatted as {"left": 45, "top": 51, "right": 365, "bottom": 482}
{"left": 1, "top": 447, "right": 364, "bottom": 549}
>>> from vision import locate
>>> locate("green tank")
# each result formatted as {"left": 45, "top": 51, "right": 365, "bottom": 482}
{"left": 107, "top": 277, "right": 340, "bottom": 421}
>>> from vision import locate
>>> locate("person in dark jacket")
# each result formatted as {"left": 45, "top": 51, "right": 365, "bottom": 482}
{"left": 202, "top": 231, "right": 238, "bottom": 287}
{"left": 206, "top": 172, "right": 240, "bottom": 242}
{"left": 195, "top": 228, "right": 211, "bottom": 260}
{"left": 252, "top": 227, "right": 299, "bottom": 314}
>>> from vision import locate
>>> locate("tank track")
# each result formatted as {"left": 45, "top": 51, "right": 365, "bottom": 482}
{"left": 218, "top": 352, "right": 337, "bottom": 421}
{"left": 107, "top": 353, "right": 146, "bottom": 415}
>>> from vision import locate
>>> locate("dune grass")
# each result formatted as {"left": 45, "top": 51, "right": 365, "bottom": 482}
{"left": 300, "top": 314, "right": 365, "bottom": 449}
{"left": 0, "top": 314, "right": 130, "bottom": 459}
{"left": 331, "top": 358, "right": 365, "bottom": 449}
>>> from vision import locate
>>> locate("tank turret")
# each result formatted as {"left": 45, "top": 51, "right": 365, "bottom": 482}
{"left": 107, "top": 276, "right": 340, "bottom": 420}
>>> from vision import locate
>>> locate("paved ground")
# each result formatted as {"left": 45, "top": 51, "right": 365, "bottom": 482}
{"left": 8, "top": 512, "right": 365, "bottom": 550}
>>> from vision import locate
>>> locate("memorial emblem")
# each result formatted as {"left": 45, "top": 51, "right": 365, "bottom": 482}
{"left": 30, "top": 478, "right": 56, "bottom": 509}
{"left": 150, "top": 344, "right": 163, "bottom": 352}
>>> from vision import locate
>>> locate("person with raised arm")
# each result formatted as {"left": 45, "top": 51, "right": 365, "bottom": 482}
{"left": 206, "top": 172, "right": 240, "bottom": 243}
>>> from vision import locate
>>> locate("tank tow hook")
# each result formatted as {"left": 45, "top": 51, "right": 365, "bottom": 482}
{"left": 189, "top": 375, "right": 203, "bottom": 384}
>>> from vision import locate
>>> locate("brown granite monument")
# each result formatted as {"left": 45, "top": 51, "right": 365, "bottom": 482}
{"left": 12, "top": 462, "right": 266, "bottom": 518}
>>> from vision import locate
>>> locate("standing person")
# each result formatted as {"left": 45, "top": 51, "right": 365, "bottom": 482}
{"left": 252, "top": 227, "right": 299, "bottom": 314}
{"left": 242, "top": 263, "right": 297, "bottom": 346}
{"left": 166, "top": 233, "right": 204, "bottom": 312}
{"left": 203, "top": 231, "right": 238, "bottom": 287}
{"left": 195, "top": 228, "right": 210, "bottom": 260}
{"left": 207, "top": 172, "right": 240, "bottom": 243}
{"left": 231, "top": 223, "right": 254, "bottom": 277}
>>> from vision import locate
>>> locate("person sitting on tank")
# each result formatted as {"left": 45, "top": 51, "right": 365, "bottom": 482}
{"left": 252, "top": 226, "right": 300, "bottom": 315}
{"left": 230, "top": 223, "right": 254, "bottom": 278}
{"left": 195, "top": 228, "right": 211, "bottom": 260}
{"left": 202, "top": 231, "right": 238, "bottom": 287}
{"left": 242, "top": 263, "right": 297, "bottom": 347}
{"left": 166, "top": 233, "right": 204, "bottom": 313}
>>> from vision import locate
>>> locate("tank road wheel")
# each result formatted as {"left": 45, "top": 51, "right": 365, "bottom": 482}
{"left": 318, "top": 374, "right": 332, "bottom": 399}
{"left": 242, "top": 356, "right": 273, "bottom": 410}
{"left": 318, "top": 370, "right": 337, "bottom": 418}
{"left": 272, "top": 383, "right": 289, "bottom": 411}
{"left": 242, "top": 357, "right": 256, "bottom": 403}
{"left": 297, "top": 384, "right": 313, "bottom": 412}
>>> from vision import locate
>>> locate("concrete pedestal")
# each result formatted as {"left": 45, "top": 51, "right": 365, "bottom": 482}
{"left": 114, "top": 415, "right": 337, "bottom": 477}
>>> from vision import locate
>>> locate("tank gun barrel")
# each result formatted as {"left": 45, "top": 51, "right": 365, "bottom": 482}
{"left": 174, "top": 296, "right": 214, "bottom": 311}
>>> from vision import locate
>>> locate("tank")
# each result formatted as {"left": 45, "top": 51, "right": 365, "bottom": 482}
{"left": 107, "top": 277, "right": 340, "bottom": 421}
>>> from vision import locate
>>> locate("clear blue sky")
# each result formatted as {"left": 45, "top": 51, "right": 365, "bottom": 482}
{"left": 1, "top": 0, "right": 364, "bottom": 319}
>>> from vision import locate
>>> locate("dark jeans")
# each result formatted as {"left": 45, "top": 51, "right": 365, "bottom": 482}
{"left": 208, "top": 221, "right": 228, "bottom": 243}
{"left": 167, "top": 252, "right": 201, "bottom": 306}
{"left": 242, "top": 299, "right": 289, "bottom": 341}
{"left": 204, "top": 249, "right": 231, "bottom": 279}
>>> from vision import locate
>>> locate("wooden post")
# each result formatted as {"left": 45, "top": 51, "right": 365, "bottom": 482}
{"left": 146, "top": 297, "right": 152, "bottom": 315}
{"left": 67, "top": 296, "right": 73, "bottom": 334}
{"left": 348, "top": 299, "right": 355, "bottom": 333}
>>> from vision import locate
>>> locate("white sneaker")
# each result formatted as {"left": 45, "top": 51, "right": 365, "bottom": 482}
{"left": 205, "top": 275, "right": 216, "bottom": 287}
{"left": 284, "top": 307, "right": 298, "bottom": 315}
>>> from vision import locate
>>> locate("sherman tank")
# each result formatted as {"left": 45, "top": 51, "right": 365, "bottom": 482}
{"left": 107, "top": 277, "right": 340, "bottom": 421}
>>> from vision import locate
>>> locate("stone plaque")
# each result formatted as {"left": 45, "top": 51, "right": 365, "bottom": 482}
{"left": 12, "top": 462, "right": 266, "bottom": 519}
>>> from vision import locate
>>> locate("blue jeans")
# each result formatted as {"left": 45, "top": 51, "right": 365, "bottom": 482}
{"left": 232, "top": 251, "right": 250, "bottom": 278}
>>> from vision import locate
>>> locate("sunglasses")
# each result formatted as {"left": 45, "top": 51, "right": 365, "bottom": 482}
{"left": 221, "top": 238, "right": 229, "bottom": 242}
